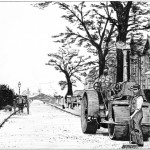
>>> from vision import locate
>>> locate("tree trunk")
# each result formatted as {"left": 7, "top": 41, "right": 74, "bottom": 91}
{"left": 65, "top": 72, "right": 73, "bottom": 97}
{"left": 116, "top": 22, "right": 128, "bottom": 82}
{"left": 116, "top": 49, "right": 123, "bottom": 82}
{"left": 111, "top": 1, "right": 132, "bottom": 83}
{"left": 67, "top": 82, "right": 73, "bottom": 96}
{"left": 98, "top": 52, "right": 105, "bottom": 78}
{"left": 127, "top": 50, "right": 130, "bottom": 81}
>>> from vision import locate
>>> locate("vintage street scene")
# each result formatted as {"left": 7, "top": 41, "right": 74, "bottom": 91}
{"left": 0, "top": 1, "right": 150, "bottom": 149}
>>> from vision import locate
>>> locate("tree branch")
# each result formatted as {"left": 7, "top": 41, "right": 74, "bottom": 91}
{"left": 99, "top": 18, "right": 109, "bottom": 46}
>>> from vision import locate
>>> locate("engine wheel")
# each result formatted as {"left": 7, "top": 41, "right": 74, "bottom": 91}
{"left": 108, "top": 105, "right": 129, "bottom": 140}
{"left": 81, "top": 93, "right": 97, "bottom": 134}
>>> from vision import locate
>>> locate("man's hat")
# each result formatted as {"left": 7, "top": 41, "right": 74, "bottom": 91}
{"left": 133, "top": 84, "right": 140, "bottom": 90}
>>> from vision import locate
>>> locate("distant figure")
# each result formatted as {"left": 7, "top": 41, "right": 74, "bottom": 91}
{"left": 130, "top": 84, "right": 144, "bottom": 147}
{"left": 62, "top": 105, "right": 65, "bottom": 109}
{"left": 17, "top": 96, "right": 24, "bottom": 113}
{"left": 62, "top": 96, "right": 65, "bottom": 109}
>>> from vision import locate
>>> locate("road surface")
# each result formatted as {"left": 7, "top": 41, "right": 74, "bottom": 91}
{"left": 0, "top": 100, "right": 149, "bottom": 149}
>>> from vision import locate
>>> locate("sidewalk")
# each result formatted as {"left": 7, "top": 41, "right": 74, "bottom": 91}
{"left": 47, "top": 102, "right": 81, "bottom": 117}
{"left": 0, "top": 110, "right": 13, "bottom": 123}
{"left": 0, "top": 109, "right": 21, "bottom": 128}
{"left": 0, "top": 109, "right": 17, "bottom": 128}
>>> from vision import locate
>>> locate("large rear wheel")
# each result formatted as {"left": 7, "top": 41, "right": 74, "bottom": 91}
{"left": 81, "top": 93, "right": 97, "bottom": 134}
{"left": 108, "top": 124, "right": 128, "bottom": 140}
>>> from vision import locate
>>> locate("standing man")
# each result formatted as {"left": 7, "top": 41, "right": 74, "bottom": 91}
{"left": 130, "top": 84, "right": 144, "bottom": 147}
{"left": 98, "top": 66, "right": 113, "bottom": 123}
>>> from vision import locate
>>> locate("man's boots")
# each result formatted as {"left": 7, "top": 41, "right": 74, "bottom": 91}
{"left": 135, "top": 132, "right": 144, "bottom": 146}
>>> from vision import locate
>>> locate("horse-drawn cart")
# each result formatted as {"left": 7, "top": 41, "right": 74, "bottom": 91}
{"left": 13, "top": 95, "right": 29, "bottom": 114}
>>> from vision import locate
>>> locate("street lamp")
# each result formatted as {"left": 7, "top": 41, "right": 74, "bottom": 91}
{"left": 18, "top": 81, "right": 21, "bottom": 95}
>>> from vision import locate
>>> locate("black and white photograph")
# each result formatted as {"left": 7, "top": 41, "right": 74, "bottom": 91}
{"left": 0, "top": 1, "right": 150, "bottom": 149}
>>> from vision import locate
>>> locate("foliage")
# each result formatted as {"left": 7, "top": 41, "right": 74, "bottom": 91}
{"left": 46, "top": 47, "right": 91, "bottom": 95}
{"left": 106, "top": 2, "right": 150, "bottom": 82}
{"left": 0, "top": 84, "right": 15, "bottom": 108}
{"left": 53, "top": 2, "right": 115, "bottom": 48}
{"left": 31, "top": 1, "right": 52, "bottom": 9}
{"left": 130, "top": 34, "right": 145, "bottom": 56}
{"left": 35, "top": 1, "right": 150, "bottom": 82}
{"left": 128, "top": 2, "right": 150, "bottom": 33}
{"left": 46, "top": 47, "right": 91, "bottom": 79}
{"left": 59, "top": 80, "right": 67, "bottom": 90}
{"left": 52, "top": 2, "right": 116, "bottom": 76}
{"left": 99, "top": 2, "right": 150, "bottom": 42}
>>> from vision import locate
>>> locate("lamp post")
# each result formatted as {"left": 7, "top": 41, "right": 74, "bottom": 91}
{"left": 18, "top": 81, "right": 21, "bottom": 95}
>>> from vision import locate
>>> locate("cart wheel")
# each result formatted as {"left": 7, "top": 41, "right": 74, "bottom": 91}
{"left": 81, "top": 93, "right": 97, "bottom": 134}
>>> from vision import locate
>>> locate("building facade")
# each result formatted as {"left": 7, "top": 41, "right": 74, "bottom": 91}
{"left": 83, "top": 35, "right": 150, "bottom": 90}
{"left": 130, "top": 36, "right": 150, "bottom": 89}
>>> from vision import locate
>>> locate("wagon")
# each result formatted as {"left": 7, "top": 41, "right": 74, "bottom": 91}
{"left": 13, "top": 95, "right": 29, "bottom": 114}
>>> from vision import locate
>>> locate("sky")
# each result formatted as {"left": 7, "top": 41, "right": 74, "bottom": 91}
{"left": 1, "top": 1, "right": 149, "bottom": 96}
{"left": 0, "top": 2, "right": 84, "bottom": 96}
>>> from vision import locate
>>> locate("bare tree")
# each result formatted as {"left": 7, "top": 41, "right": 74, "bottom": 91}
{"left": 52, "top": 2, "right": 116, "bottom": 77}
{"left": 46, "top": 47, "right": 91, "bottom": 97}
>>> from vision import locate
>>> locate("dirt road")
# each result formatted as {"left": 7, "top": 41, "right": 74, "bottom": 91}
{"left": 0, "top": 100, "right": 149, "bottom": 149}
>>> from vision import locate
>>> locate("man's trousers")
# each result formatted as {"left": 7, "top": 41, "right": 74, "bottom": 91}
{"left": 130, "top": 109, "right": 144, "bottom": 145}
